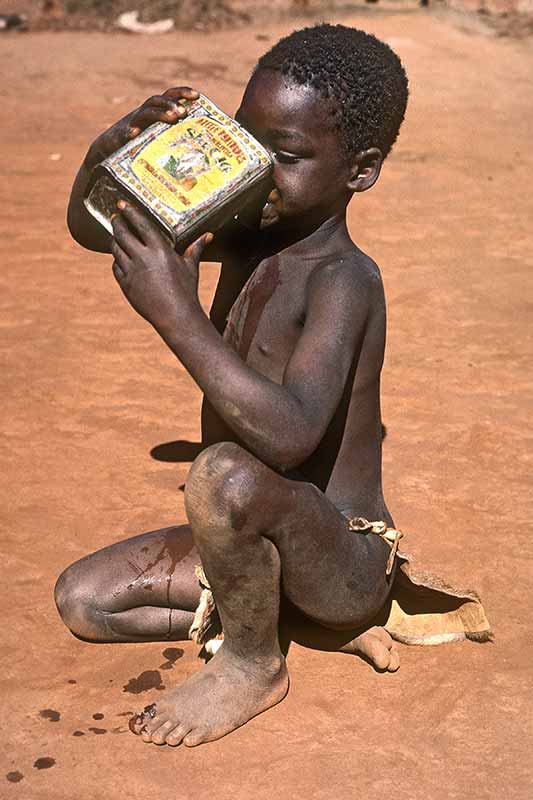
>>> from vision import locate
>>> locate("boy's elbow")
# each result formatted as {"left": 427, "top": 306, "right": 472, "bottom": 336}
{"left": 272, "top": 449, "right": 311, "bottom": 474}
{"left": 66, "top": 204, "right": 111, "bottom": 253}
{"left": 66, "top": 205, "right": 88, "bottom": 249}
{"left": 267, "top": 429, "right": 319, "bottom": 473}
{"left": 66, "top": 208, "right": 84, "bottom": 248}
{"left": 265, "top": 398, "right": 324, "bottom": 472}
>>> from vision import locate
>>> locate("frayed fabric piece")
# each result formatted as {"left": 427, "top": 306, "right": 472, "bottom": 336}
{"left": 188, "top": 519, "right": 493, "bottom": 650}
{"left": 188, "top": 565, "right": 223, "bottom": 651}
{"left": 384, "top": 554, "right": 493, "bottom": 645}
{"left": 347, "top": 518, "right": 493, "bottom": 645}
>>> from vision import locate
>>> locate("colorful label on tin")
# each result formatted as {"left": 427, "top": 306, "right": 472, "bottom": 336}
{"left": 98, "top": 95, "right": 272, "bottom": 237}
{"left": 130, "top": 117, "right": 248, "bottom": 213}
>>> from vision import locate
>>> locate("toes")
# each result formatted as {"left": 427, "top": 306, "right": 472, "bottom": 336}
{"left": 130, "top": 706, "right": 174, "bottom": 743}
{"left": 358, "top": 627, "right": 400, "bottom": 672}
{"left": 129, "top": 712, "right": 150, "bottom": 735}
{"left": 369, "top": 626, "right": 394, "bottom": 649}
{"left": 364, "top": 635, "right": 391, "bottom": 671}
{"left": 183, "top": 728, "right": 208, "bottom": 747}
{"left": 372, "top": 627, "right": 400, "bottom": 671}
{"left": 141, "top": 722, "right": 163, "bottom": 743}
{"left": 166, "top": 724, "right": 192, "bottom": 747}
{"left": 129, "top": 714, "right": 143, "bottom": 735}
{"left": 129, "top": 703, "right": 159, "bottom": 736}
{"left": 151, "top": 720, "right": 177, "bottom": 745}
{"left": 387, "top": 645, "right": 400, "bottom": 673}
{"left": 364, "top": 630, "right": 400, "bottom": 672}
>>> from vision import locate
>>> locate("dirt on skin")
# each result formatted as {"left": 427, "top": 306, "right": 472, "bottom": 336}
{"left": 1, "top": 9, "right": 532, "bottom": 800}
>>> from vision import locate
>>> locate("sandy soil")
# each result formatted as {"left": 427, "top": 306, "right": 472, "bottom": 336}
{"left": 2, "top": 9, "right": 532, "bottom": 799}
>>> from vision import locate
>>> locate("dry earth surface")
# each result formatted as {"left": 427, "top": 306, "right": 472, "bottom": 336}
{"left": 1, "top": 8, "right": 532, "bottom": 799}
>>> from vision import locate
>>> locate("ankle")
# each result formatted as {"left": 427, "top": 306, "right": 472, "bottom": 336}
{"left": 221, "top": 645, "right": 285, "bottom": 676}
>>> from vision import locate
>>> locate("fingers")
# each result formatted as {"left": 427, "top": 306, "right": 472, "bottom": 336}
{"left": 112, "top": 260, "right": 127, "bottom": 284}
{"left": 128, "top": 102, "right": 185, "bottom": 135}
{"left": 92, "top": 88, "right": 200, "bottom": 167}
{"left": 110, "top": 236, "right": 132, "bottom": 283}
{"left": 128, "top": 87, "right": 199, "bottom": 136}
{"left": 183, "top": 232, "right": 214, "bottom": 264}
{"left": 163, "top": 86, "right": 200, "bottom": 101}
{"left": 111, "top": 211, "right": 140, "bottom": 257}
{"left": 114, "top": 201, "right": 164, "bottom": 249}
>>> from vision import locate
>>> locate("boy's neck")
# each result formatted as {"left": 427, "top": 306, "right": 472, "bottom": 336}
{"left": 261, "top": 213, "right": 352, "bottom": 259}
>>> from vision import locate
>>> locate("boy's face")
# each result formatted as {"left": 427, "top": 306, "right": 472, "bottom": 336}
{"left": 236, "top": 69, "right": 352, "bottom": 233}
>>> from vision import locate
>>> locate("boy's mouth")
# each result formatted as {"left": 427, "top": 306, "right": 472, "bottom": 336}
{"left": 259, "top": 189, "right": 281, "bottom": 229}
{"left": 236, "top": 188, "right": 280, "bottom": 231}
{"left": 259, "top": 201, "right": 279, "bottom": 228}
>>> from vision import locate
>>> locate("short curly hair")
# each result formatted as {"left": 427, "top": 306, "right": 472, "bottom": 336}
{"left": 255, "top": 24, "right": 408, "bottom": 160}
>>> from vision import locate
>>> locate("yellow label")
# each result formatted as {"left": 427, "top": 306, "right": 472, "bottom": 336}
{"left": 131, "top": 117, "right": 249, "bottom": 212}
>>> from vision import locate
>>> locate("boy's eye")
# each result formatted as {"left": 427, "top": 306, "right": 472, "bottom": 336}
{"left": 273, "top": 151, "right": 300, "bottom": 165}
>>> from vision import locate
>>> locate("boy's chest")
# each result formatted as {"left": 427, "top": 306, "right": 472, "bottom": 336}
{"left": 223, "top": 255, "right": 307, "bottom": 381}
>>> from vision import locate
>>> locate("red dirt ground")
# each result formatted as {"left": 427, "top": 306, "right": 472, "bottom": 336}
{"left": 2, "top": 10, "right": 532, "bottom": 799}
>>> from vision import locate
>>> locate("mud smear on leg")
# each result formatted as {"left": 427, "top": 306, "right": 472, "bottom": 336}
{"left": 123, "top": 670, "right": 165, "bottom": 694}
{"left": 125, "top": 529, "right": 193, "bottom": 637}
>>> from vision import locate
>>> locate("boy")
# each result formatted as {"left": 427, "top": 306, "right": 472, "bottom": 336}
{"left": 56, "top": 25, "right": 488, "bottom": 748}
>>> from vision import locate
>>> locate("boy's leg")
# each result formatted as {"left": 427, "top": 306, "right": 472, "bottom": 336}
{"left": 132, "top": 442, "right": 397, "bottom": 748}
{"left": 55, "top": 525, "right": 202, "bottom": 642}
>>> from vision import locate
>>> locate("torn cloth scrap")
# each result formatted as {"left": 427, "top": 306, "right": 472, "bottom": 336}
{"left": 189, "top": 519, "right": 493, "bottom": 651}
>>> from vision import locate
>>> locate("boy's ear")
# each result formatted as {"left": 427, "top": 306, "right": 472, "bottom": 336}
{"left": 347, "top": 148, "right": 383, "bottom": 193}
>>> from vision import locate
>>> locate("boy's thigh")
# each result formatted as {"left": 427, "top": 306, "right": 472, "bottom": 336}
{"left": 61, "top": 525, "right": 202, "bottom": 613}
{"left": 270, "top": 481, "right": 394, "bottom": 630}
{"left": 192, "top": 443, "right": 393, "bottom": 630}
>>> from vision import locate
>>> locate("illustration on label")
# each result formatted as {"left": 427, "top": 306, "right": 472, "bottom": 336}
{"left": 130, "top": 118, "right": 249, "bottom": 212}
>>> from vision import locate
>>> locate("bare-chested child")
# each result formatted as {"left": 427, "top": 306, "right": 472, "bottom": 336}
{"left": 56, "top": 25, "right": 410, "bottom": 747}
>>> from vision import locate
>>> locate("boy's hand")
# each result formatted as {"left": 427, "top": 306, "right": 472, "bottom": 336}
{"left": 85, "top": 86, "right": 200, "bottom": 171}
{"left": 110, "top": 202, "right": 213, "bottom": 334}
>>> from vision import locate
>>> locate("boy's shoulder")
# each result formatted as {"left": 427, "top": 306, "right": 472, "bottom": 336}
{"left": 305, "top": 243, "right": 384, "bottom": 311}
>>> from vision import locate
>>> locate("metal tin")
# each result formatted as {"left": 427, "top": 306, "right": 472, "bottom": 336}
{"left": 84, "top": 94, "right": 273, "bottom": 247}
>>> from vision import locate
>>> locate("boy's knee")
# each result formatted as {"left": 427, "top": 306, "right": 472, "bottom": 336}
{"left": 54, "top": 565, "right": 104, "bottom": 641}
{"left": 188, "top": 442, "right": 247, "bottom": 481}
{"left": 185, "top": 442, "right": 260, "bottom": 532}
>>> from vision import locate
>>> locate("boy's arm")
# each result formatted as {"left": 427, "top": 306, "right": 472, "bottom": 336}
{"left": 68, "top": 157, "right": 113, "bottom": 253}
{"left": 111, "top": 205, "right": 372, "bottom": 472}
{"left": 67, "top": 87, "right": 201, "bottom": 253}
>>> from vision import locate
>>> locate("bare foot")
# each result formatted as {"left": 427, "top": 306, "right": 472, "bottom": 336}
{"left": 129, "top": 646, "right": 288, "bottom": 746}
{"left": 340, "top": 626, "right": 400, "bottom": 672}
